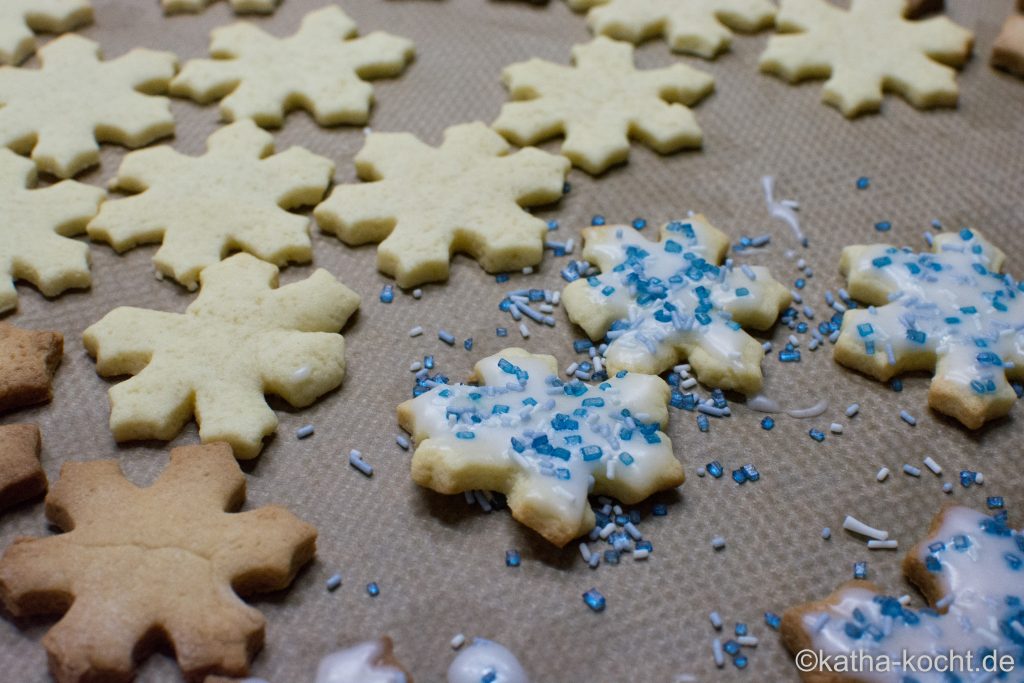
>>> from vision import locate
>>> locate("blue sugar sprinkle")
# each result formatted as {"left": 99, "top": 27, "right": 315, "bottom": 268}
{"left": 890, "top": 378, "right": 903, "bottom": 392}
{"left": 735, "top": 623, "right": 748, "bottom": 636}
{"left": 591, "top": 215, "right": 606, "bottom": 226}
{"left": 632, "top": 218, "right": 647, "bottom": 230}
{"left": 856, "top": 176, "right": 870, "bottom": 190}
{"left": 765, "top": 612, "right": 782, "bottom": 630}
{"left": 808, "top": 429, "right": 826, "bottom": 442}
{"left": 563, "top": 181, "right": 572, "bottom": 194}
{"left": 707, "top": 461, "right": 724, "bottom": 478}
{"left": 652, "top": 503, "right": 668, "bottom": 516}
{"left": 875, "top": 221, "right": 892, "bottom": 232}
{"left": 734, "top": 656, "right": 748, "bottom": 669}
{"left": 697, "top": 414, "right": 709, "bottom": 432}
{"left": 853, "top": 561, "right": 867, "bottom": 580}
{"left": 464, "top": 338, "right": 473, "bottom": 351}
{"left": 723, "top": 640, "right": 739, "bottom": 655}
{"left": 495, "top": 273, "right": 510, "bottom": 283}
{"left": 367, "top": 582, "right": 380, "bottom": 597}
{"left": 496, "top": 327, "right": 508, "bottom": 337}
{"left": 547, "top": 219, "right": 559, "bottom": 231}
{"left": 732, "top": 468, "right": 747, "bottom": 484}
{"left": 988, "top": 497, "right": 1005, "bottom": 509}
{"left": 583, "top": 588, "right": 606, "bottom": 612}
{"left": 379, "top": 285, "right": 394, "bottom": 303}
{"left": 505, "top": 549, "right": 521, "bottom": 567}
{"left": 761, "top": 416, "right": 775, "bottom": 430}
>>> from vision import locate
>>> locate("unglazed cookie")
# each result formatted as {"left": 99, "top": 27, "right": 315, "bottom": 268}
{"left": 0, "top": 424, "right": 46, "bottom": 511}
{"left": 0, "top": 34, "right": 177, "bottom": 178}
{"left": 0, "top": 442, "right": 317, "bottom": 682}
{"left": 315, "top": 637, "right": 412, "bottom": 683}
{"left": 782, "top": 505, "right": 1024, "bottom": 682}
{"left": 0, "top": 0, "right": 92, "bottom": 65}
{"left": 760, "top": 0, "right": 973, "bottom": 117}
{"left": 315, "top": 122, "right": 570, "bottom": 288}
{"left": 562, "top": 217, "right": 791, "bottom": 394}
{"left": 992, "top": 14, "right": 1024, "bottom": 79}
{"left": 586, "top": 0, "right": 777, "bottom": 58}
{"left": 170, "top": 6, "right": 413, "bottom": 127}
{"left": 0, "top": 322, "right": 62, "bottom": 413}
{"left": 399, "top": 348, "right": 684, "bottom": 547}
{"left": 0, "top": 149, "right": 104, "bottom": 313}
{"left": 493, "top": 37, "right": 713, "bottom": 175}
{"left": 88, "top": 120, "right": 333, "bottom": 290}
{"left": 835, "top": 229, "right": 1023, "bottom": 429}
{"left": 83, "top": 254, "right": 360, "bottom": 458}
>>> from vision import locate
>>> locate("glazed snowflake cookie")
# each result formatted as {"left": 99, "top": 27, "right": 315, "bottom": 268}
{"left": 398, "top": 348, "right": 684, "bottom": 547}
{"left": 0, "top": 149, "right": 104, "bottom": 313}
{"left": 760, "top": 0, "right": 973, "bottom": 117}
{"left": 494, "top": 37, "right": 714, "bottom": 175}
{"left": 562, "top": 216, "right": 791, "bottom": 395}
{"left": 0, "top": 35, "right": 177, "bottom": 178}
{"left": 0, "top": 0, "right": 92, "bottom": 65}
{"left": 782, "top": 505, "right": 1024, "bottom": 682}
{"left": 315, "top": 122, "right": 570, "bottom": 288}
{"left": 88, "top": 120, "right": 334, "bottom": 290}
{"left": 84, "top": 254, "right": 360, "bottom": 458}
{"left": 835, "top": 229, "right": 1023, "bottom": 429}
{"left": 315, "top": 637, "right": 412, "bottom": 683}
{"left": 583, "top": 0, "right": 777, "bottom": 59}
{"left": 171, "top": 6, "right": 413, "bottom": 127}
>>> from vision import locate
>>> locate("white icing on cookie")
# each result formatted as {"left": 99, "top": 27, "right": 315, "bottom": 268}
{"left": 802, "top": 507, "right": 1024, "bottom": 682}
{"left": 448, "top": 639, "right": 530, "bottom": 683}
{"left": 315, "top": 639, "right": 407, "bottom": 683}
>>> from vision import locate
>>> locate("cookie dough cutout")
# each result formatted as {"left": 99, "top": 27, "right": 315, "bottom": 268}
{"left": 170, "top": 6, "right": 414, "bottom": 127}
{"left": 0, "top": 35, "right": 177, "bottom": 178}
{"left": 83, "top": 253, "right": 360, "bottom": 458}
{"left": 782, "top": 506, "right": 1024, "bottom": 681}
{"left": 904, "top": 0, "right": 943, "bottom": 19}
{"left": 163, "top": 0, "right": 280, "bottom": 15}
{"left": 759, "top": 0, "right": 973, "bottom": 118}
{"left": 0, "top": 322, "right": 62, "bottom": 414}
{"left": 399, "top": 348, "right": 684, "bottom": 547}
{"left": 0, "top": 442, "right": 317, "bottom": 682}
{"left": 88, "top": 120, "right": 333, "bottom": 290}
{"left": 835, "top": 229, "right": 1023, "bottom": 429}
{"left": 493, "top": 37, "right": 714, "bottom": 175}
{"left": 0, "top": 149, "right": 104, "bottom": 313}
{"left": 315, "top": 637, "right": 413, "bottom": 683}
{"left": 586, "top": 0, "right": 777, "bottom": 58}
{"left": 992, "top": 14, "right": 1024, "bottom": 79}
{"left": 315, "top": 122, "right": 570, "bottom": 288}
{"left": 0, "top": 0, "right": 92, "bottom": 65}
{"left": 0, "top": 424, "right": 46, "bottom": 511}
{"left": 562, "top": 217, "right": 791, "bottom": 394}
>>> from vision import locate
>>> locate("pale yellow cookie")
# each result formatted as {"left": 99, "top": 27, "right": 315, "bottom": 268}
{"left": 399, "top": 348, "right": 684, "bottom": 547}
{"left": 0, "top": 0, "right": 92, "bottom": 65}
{"left": 0, "top": 34, "right": 177, "bottom": 178}
{"left": 760, "top": 0, "right": 973, "bottom": 117}
{"left": 562, "top": 217, "right": 791, "bottom": 394}
{"left": 88, "top": 120, "right": 334, "bottom": 290}
{"left": 314, "top": 122, "right": 570, "bottom": 288}
{"left": 586, "top": 0, "right": 777, "bottom": 58}
{"left": 0, "top": 149, "right": 104, "bottom": 313}
{"left": 83, "top": 254, "right": 360, "bottom": 458}
{"left": 835, "top": 229, "right": 1023, "bottom": 429}
{"left": 170, "top": 6, "right": 413, "bottom": 127}
{"left": 493, "top": 37, "right": 714, "bottom": 175}
{"left": 163, "top": 0, "right": 280, "bottom": 15}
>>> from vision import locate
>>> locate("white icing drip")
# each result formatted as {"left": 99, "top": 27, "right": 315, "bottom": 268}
{"left": 746, "top": 393, "right": 781, "bottom": 413}
{"left": 785, "top": 399, "right": 829, "bottom": 419}
{"left": 447, "top": 639, "right": 530, "bottom": 683}
{"left": 315, "top": 640, "right": 407, "bottom": 683}
{"left": 804, "top": 507, "right": 1024, "bottom": 682}
{"left": 761, "top": 176, "right": 805, "bottom": 245}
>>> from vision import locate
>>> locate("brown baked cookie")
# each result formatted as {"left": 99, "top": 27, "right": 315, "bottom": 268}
{"left": 0, "top": 424, "right": 46, "bottom": 510}
{"left": 0, "top": 322, "right": 62, "bottom": 413}
{"left": 314, "top": 636, "right": 413, "bottom": 683}
{"left": 992, "top": 14, "right": 1024, "bottom": 78}
{"left": 0, "top": 442, "right": 317, "bottom": 683}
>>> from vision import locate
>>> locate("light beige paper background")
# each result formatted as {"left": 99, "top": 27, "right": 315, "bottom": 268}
{"left": 1, "top": 0, "right": 1023, "bottom": 680}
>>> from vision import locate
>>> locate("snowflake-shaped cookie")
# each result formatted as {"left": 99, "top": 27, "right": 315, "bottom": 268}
{"left": 399, "top": 348, "right": 684, "bottom": 546}
{"left": 83, "top": 254, "right": 360, "bottom": 458}
{"left": 314, "top": 122, "right": 570, "bottom": 288}
{"left": 87, "top": 120, "right": 333, "bottom": 290}
{"left": 760, "top": 0, "right": 974, "bottom": 117}
{"left": 562, "top": 217, "right": 791, "bottom": 394}
{"left": 782, "top": 506, "right": 1024, "bottom": 681}
{"left": 0, "top": 0, "right": 92, "bottom": 65}
{"left": 162, "top": 0, "right": 280, "bottom": 15}
{"left": 0, "top": 149, "right": 104, "bottom": 313}
{"left": 835, "top": 229, "right": 1024, "bottom": 429}
{"left": 0, "top": 34, "right": 177, "bottom": 178}
{"left": 0, "top": 442, "right": 317, "bottom": 682}
{"left": 585, "top": 0, "right": 777, "bottom": 58}
{"left": 170, "top": 6, "right": 414, "bottom": 127}
{"left": 493, "top": 37, "right": 714, "bottom": 175}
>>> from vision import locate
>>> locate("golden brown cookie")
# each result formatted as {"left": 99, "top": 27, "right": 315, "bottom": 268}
{"left": 0, "top": 442, "right": 317, "bottom": 683}
{"left": 0, "top": 423, "right": 46, "bottom": 510}
{"left": 904, "top": 0, "right": 942, "bottom": 19}
{"left": 992, "top": 14, "right": 1024, "bottom": 78}
{"left": 0, "top": 322, "right": 62, "bottom": 413}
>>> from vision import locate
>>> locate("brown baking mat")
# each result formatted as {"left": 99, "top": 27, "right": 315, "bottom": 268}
{"left": 2, "top": 0, "right": 1023, "bottom": 681}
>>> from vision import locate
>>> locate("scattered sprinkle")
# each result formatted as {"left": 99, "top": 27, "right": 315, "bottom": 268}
{"left": 899, "top": 410, "right": 917, "bottom": 426}
{"left": 367, "top": 582, "right": 380, "bottom": 597}
{"left": 296, "top": 424, "right": 314, "bottom": 439}
{"left": 326, "top": 573, "right": 342, "bottom": 591}
{"left": 348, "top": 449, "right": 373, "bottom": 477}
{"left": 583, "top": 588, "right": 606, "bottom": 612}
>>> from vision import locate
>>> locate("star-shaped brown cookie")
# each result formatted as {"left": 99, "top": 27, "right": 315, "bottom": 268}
{"left": 0, "top": 424, "right": 46, "bottom": 510}
{"left": 0, "top": 322, "right": 62, "bottom": 413}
